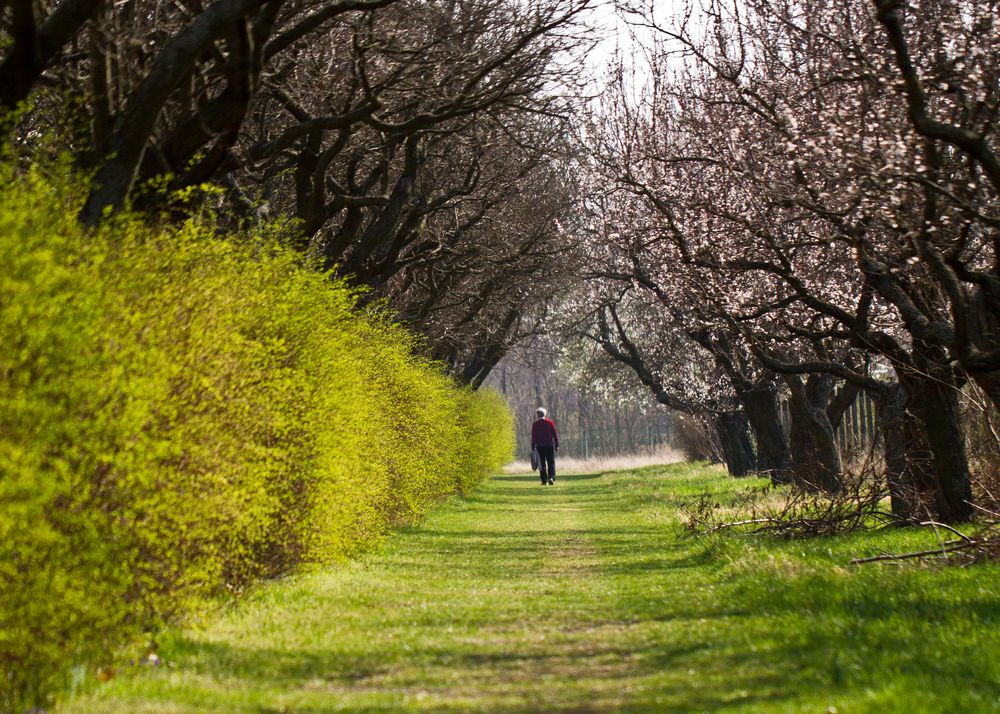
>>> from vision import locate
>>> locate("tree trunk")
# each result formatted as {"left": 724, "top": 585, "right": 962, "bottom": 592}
{"left": 900, "top": 371, "right": 974, "bottom": 522}
{"left": 784, "top": 375, "right": 843, "bottom": 492}
{"left": 739, "top": 379, "right": 792, "bottom": 484}
{"left": 79, "top": 0, "right": 263, "bottom": 225}
{"left": 826, "top": 380, "right": 860, "bottom": 433}
{"left": 872, "top": 383, "right": 927, "bottom": 520}
{"left": 972, "top": 371, "right": 1000, "bottom": 413}
{"left": 966, "top": 287, "right": 1000, "bottom": 409}
{"left": 787, "top": 403, "right": 843, "bottom": 492}
{"left": 0, "top": 0, "right": 104, "bottom": 111}
{"left": 713, "top": 410, "right": 756, "bottom": 477}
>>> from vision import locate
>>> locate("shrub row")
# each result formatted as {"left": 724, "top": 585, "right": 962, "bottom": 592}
{"left": 0, "top": 168, "right": 514, "bottom": 710}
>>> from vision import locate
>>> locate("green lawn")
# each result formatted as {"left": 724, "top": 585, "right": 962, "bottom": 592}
{"left": 60, "top": 463, "right": 1000, "bottom": 712}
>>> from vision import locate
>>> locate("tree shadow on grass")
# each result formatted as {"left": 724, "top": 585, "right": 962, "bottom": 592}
{"left": 461, "top": 480, "right": 624, "bottom": 512}
{"left": 134, "top": 530, "right": 1000, "bottom": 714}
{"left": 382, "top": 527, "right": 716, "bottom": 585}
{"left": 156, "top": 630, "right": 795, "bottom": 713}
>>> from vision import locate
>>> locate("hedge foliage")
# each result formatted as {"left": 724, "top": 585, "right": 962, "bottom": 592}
{"left": 0, "top": 167, "right": 514, "bottom": 710}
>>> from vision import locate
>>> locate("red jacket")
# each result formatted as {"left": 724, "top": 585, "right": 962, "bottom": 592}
{"left": 531, "top": 418, "right": 559, "bottom": 449}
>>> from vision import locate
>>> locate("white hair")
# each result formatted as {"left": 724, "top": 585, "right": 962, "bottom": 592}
{"left": 535, "top": 407, "right": 547, "bottom": 417}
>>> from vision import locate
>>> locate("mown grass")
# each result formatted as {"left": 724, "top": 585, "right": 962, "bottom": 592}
{"left": 59, "top": 463, "right": 1000, "bottom": 713}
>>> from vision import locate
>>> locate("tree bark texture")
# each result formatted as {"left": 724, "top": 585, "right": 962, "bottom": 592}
{"left": 900, "top": 371, "right": 974, "bottom": 523}
{"left": 79, "top": 0, "right": 265, "bottom": 225}
{"left": 738, "top": 379, "right": 792, "bottom": 484}
{"left": 784, "top": 375, "right": 843, "bottom": 492}
{"left": 0, "top": 0, "right": 104, "bottom": 111}
{"left": 713, "top": 410, "right": 757, "bottom": 477}
{"left": 972, "top": 371, "right": 1000, "bottom": 414}
{"left": 872, "top": 383, "right": 927, "bottom": 520}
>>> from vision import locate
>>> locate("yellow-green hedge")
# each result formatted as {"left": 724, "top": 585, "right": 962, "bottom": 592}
{"left": 0, "top": 167, "right": 514, "bottom": 710}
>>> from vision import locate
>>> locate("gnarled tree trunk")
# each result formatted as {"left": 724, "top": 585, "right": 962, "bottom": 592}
{"left": 872, "top": 383, "right": 930, "bottom": 520}
{"left": 784, "top": 374, "right": 843, "bottom": 492}
{"left": 972, "top": 371, "right": 1000, "bottom": 414}
{"left": 713, "top": 410, "right": 756, "bottom": 477}
{"left": 899, "top": 369, "right": 974, "bottom": 523}
{"left": 739, "top": 378, "right": 792, "bottom": 484}
{"left": 79, "top": 0, "right": 269, "bottom": 225}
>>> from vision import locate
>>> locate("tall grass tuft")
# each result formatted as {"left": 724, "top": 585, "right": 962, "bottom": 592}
{"left": 0, "top": 165, "right": 513, "bottom": 710}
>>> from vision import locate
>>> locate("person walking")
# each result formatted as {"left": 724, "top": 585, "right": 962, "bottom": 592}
{"left": 531, "top": 407, "right": 559, "bottom": 485}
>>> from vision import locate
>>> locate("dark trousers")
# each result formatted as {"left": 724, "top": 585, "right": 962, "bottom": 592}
{"left": 537, "top": 445, "right": 556, "bottom": 482}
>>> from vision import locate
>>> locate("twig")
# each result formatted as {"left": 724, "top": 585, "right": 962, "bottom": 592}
{"left": 917, "top": 521, "right": 974, "bottom": 542}
{"left": 971, "top": 492, "right": 1000, "bottom": 519}
{"left": 849, "top": 540, "right": 973, "bottom": 564}
{"left": 708, "top": 518, "right": 778, "bottom": 532}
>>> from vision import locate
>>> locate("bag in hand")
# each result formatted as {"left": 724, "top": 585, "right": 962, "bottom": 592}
{"left": 530, "top": 447, "right": 540, "bottom": 471}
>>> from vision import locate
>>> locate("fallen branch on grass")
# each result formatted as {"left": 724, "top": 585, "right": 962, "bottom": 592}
{"left": 683, "top": 477, "right": 895, "bottom": 538}
{"left": 849, "top": 541, "right": 972, "bottom": 564}
{"left": 849, "top": 521, "right": 1000, "bottom": 565}
{"left": 683, "top": 471, "right": 1000, "bottom": 566}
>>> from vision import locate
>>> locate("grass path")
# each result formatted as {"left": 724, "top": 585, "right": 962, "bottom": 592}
{"left": 62, "top": 464, "right": 1000, "bottom": 712}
